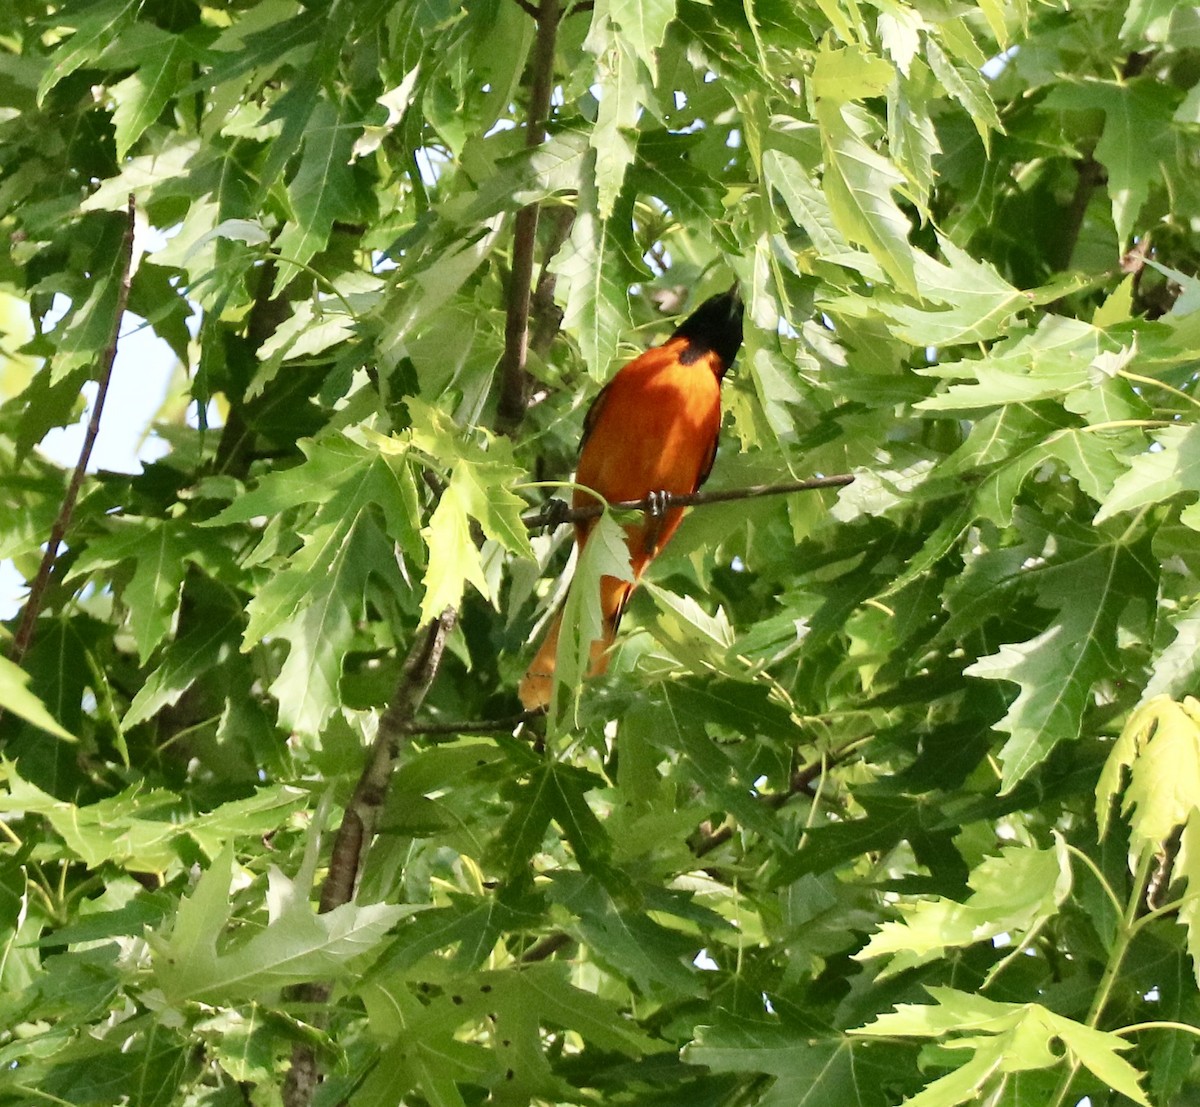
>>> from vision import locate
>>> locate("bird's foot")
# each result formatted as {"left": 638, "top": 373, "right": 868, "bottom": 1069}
{"left": 543, "top": 497, "right": 572, "bottom": 528}
{"left": 646, "top": 489, "right": 671, "bottom": 517}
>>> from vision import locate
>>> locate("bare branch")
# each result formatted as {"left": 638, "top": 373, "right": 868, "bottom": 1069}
{"left": 521, "top": 473, "right": 855, "bottom": 530}
{"left": 282, "top": 608, "right": 458, "bottom": 1106}
{"left": 8, "top": 196, "right": 137, "bottom": 668}
{"left": 321, "top": 607, "right": 459, "bottom": 912}
{"left": 495, "top": 0, "right": 562, "bottom": 434}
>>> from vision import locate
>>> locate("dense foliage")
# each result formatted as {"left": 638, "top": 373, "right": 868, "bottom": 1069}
{"left": 4, "top": 0, "right": 1200, "bottom": 1103}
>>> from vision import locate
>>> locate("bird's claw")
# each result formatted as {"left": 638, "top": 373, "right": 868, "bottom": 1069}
{"left": 646, "top": 489, "right": 671, "bottom": 518}
{"left": 543, "top": 498, "right": 572, "bottom": 528}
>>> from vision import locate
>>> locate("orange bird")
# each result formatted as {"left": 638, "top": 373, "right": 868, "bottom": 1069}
{"left": 519, "top": 286, "right": 744, "bottom": 710}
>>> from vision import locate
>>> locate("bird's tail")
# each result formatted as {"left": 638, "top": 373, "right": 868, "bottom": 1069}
{"left": 518, "top": 574, "right": 632, "bottom": 711}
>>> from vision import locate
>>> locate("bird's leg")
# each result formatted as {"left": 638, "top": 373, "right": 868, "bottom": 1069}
{"left": 643, "top": 489, "right": 671, "bottom": 555}
{"left": 542, "top": 497, "right": 572, "bottom": 528}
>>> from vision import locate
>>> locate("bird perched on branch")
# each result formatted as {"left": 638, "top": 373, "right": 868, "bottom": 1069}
{"left": 519, "top": 285, "right": 744, "bottom": 711}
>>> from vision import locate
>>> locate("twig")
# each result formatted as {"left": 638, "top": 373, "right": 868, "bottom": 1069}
{"left": 690, "top": 750, "right": 848, "bottom": 857}
{"left": 521, "top": 474, "right": 855, "bottom": 530}
{"left": 395, "top": 710, "right": 544, "bottom": 737}
{"left": 522, "top": 932, "right": 573, "bottom": 962}
{"left": 495, "top": 0, "right": 561, "bottom": 434}
{"left": 510, "top": 0, "right": 539, "bottom": 14}
{"left": 320, "top": 608, "right": 459, "bottom": 912}
{"left": 282, "top": 608, "right": 458, "bottom": 1107}
{"left": 8, "top": 196, "right": 137, "bottom": 668}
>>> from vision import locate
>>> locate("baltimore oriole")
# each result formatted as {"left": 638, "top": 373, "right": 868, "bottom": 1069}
{"left": 519, "top": 286, "right": 744, "bottom": 710}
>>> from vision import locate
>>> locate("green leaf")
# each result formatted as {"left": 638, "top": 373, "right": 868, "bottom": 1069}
{"left": 854, "top": 989, "right": 1150, "bottom": 1107}
{"left": 550, "top": 153, "right": 636, "bottom": 378}
{"left": 541, "top": 763, "right": 611, "bottom": 870}
{"left": 1095, "top": 422, "right": 1200, "bottom": 524}
{"left": 548, "top": 871, "right": 701, "bottom": 995}
{"left": 153, "top": 860, "right": 411, "bottom": 1004}
{"left": 763, "top": 149, "right": 847, "bottom": 256}
{"left": 1045, "top": 78, "right": 1177, "bottom": 245}
{"left": 811, "top": 43, "right": 894, "bottom": 105}
{"left": 110, "top": 35, "right": 188, "bottom": 158}
{"left": 0, "top": 766, "right": 306, "bottom": 869}
{"left": 551, "top": 511, "right": 633, "bottom": 723}
{"left": 408, "top": 401, "right": 535, "bottom": 623}
{"left": 36, "top": 0, "right": 140, "bottom": 105}
{"left": 1176, "top": 814, "right": 1200, "bottom": 987}
{"left": 888, "top": 79, "right": 940, "bottom": 212}
{"left": 816, "top": 100, "right": 917, "bottom": 295}
{"left": 0, "top": 656, "right": 74, "bottom": 740}
{"left": 271, "top": 97, "right": 361, "bottom": 294}
{"left": 49, "top": 213, "right": 133, "bottom": 380}
{"left": 71, "top": 518, "right": 196, "bottom": 664}
{"left": 857, "top": 840, "right": 1071, "bottom": 975}
{"left": 264, "top": 510, "right": 399, "bottom": 735}
{"left": 686, "top": 1014, "right": 916, "bottom": 1107}
{"left": 211, "top": 434, "right": 418, "bottom": 734}
{"left": 924, "top": 38, "right": 1003, "bottom": 152}
{"left": 123, "top": 601, "right": 242, "bottom": 729}
{"left": 965, "top": 536, "right": 1152, "bottom": 791}
{"left": 633, "top": 130, "right": 733, "bottom": 243}
{"left": 584, "top": 26, "right": 645, "bottom": 219}
{"left": 878, "top": 239, "right": 1028, "bottom": 347}
{"left": 1097, "top": 695, "right": 1200, "bottom": 858}
{"left": 1143, "top": 601, "right": 1200, "bottom": 701}
{"left": 607, "top": 0, "right": 677, "bottom": 80}
{"left": 644, "top": 683, "right": 789, "bottom": 841}
{"left": 916, "top": 316, "right": 1105, "bottom": 412}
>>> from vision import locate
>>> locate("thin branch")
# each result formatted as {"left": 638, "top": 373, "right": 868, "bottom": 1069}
{"left": 510, "top": 0, "right": 539, "bottom": 15}
{"left": 8, "top": 196, "right": 137, "bottom": 668}
{"left": 690, "top": 751, "right": 843, "bottom": 857}
{"left": 318, "top": 608, "right": 459, "bottom": 913}
{"left": 521, "top": 474, "right": 855, "bottom": 530}
{"left": 495, "top": 0, "right": 561, "bottom": 434}
{"left": 282, "top": 608, "right": 458, "bottom": 1107}
{"left": 522, "top": 932, "right": 573, "bottom": 962}
{"left": 396, "top": 710, "right": 543, "bottom": 737}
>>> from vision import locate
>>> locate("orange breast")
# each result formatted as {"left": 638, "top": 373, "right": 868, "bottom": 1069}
{"left": 573, "top": 341, "right": 722, "bottom": 564}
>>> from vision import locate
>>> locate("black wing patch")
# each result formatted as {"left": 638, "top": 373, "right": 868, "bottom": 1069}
{"left": 695, "top": 430, "right": 719, "bottom": 492}
{"left": 578, "top": 379, "right": 613, "bottom": 456}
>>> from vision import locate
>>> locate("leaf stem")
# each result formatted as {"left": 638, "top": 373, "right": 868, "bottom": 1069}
{"left": 1064, "top": 843, "right": 1124, "bottom": 919}
{"left": 1115, "top": 1020, "right": 1200, "bottom": 1040}
{"left": 1118, "top": 369, "right": 1200, "bottom": 411}
{"left": 1047, "top": 851, "right": 1154, "bottom": 1107}
{"left": 265, "top": 251, "right": 361, "bottom": 319}
{"left": 1079, "top": 419, "right": 1174, "bottom": 433}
